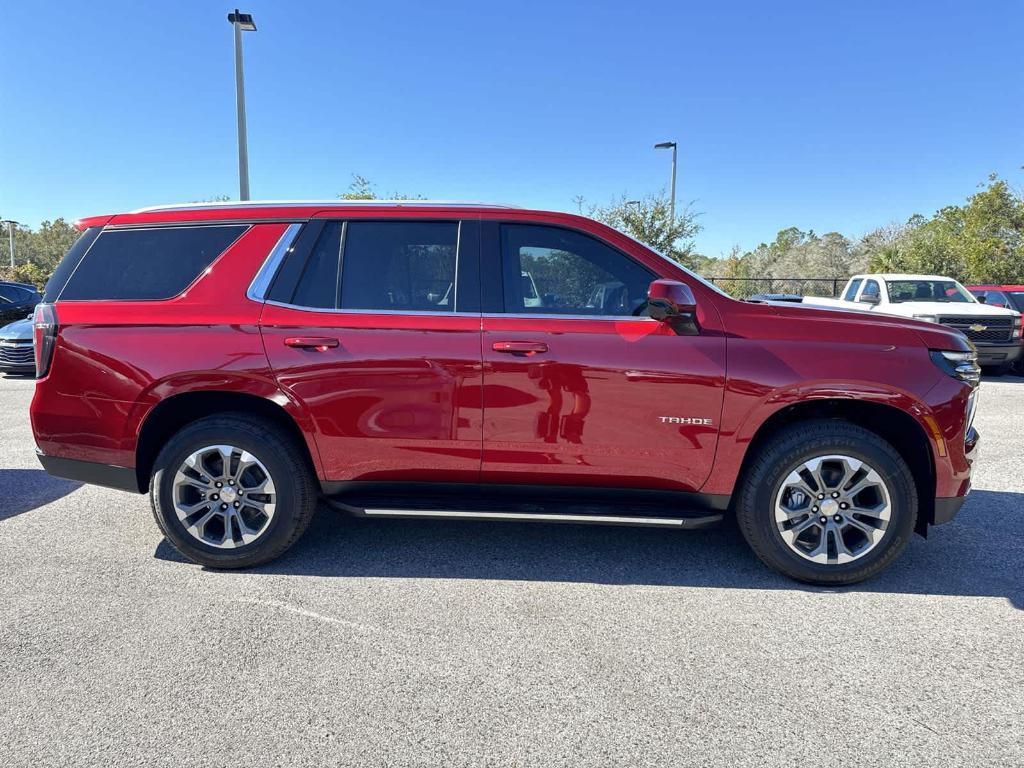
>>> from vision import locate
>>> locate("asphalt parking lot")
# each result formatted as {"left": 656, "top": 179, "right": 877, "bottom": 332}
{"left": 0, "top": 373, "right": 1021, "bottom": 767}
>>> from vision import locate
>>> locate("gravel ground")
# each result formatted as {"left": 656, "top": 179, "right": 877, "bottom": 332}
{"left": 0, "top": 372, "right": 1021, "bottom": 767}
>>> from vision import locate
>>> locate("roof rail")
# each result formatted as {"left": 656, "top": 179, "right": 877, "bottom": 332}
{"left": 130, "top": 200, "right": 521, "bottom": 214}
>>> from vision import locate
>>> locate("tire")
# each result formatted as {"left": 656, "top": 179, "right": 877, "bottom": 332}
{"left": 982, "top": 364, "right": 1010, "bottom": 377}
{"left": 735, "top": 419, "right": 917, "bottom": 585}
{"left": 150, "top": 414, "right": 317, "bottom": 568}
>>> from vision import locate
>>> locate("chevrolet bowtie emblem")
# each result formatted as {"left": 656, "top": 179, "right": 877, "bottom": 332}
{"left": 969, "top": 323, "right": 987, "bottom": 332}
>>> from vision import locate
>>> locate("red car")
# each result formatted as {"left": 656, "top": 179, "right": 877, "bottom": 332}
{"left": 31, "top": 202, "right": 981, "bottom": 584}
{"left": 967, "top": 284, "right": 1024, "bottom": 372}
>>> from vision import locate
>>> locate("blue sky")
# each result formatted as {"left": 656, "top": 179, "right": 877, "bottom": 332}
{"left": 2, "top": 0, "right": 1022, "bottom": 257}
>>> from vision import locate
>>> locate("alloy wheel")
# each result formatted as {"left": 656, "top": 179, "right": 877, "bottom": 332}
{"left": 773, "top": 454, "right": 891, "bottom": 565}
{"left": 172, "top": 444, "right": 277, "bottom": 549}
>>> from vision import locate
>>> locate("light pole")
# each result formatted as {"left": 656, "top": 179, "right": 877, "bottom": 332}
{"left": 1, "top": 220, "right": 18, "bottom": 269}
{"left": 654, "top": 141, "right": 677, "bottom": 223}
{"left": 228, "top": 9, "right": 257, "bottom": 201}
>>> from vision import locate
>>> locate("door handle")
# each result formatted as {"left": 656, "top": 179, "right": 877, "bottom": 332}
{"left": 285, "top": 336, "right": 339, "bottom": 351}
{"left": 492, "top": 341, "right": 548, "bottom": 356}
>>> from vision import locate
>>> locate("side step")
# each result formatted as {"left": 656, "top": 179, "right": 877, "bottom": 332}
{"left": 356, "top": 507, "right": 720, "bottom": 528}
{"left": 323, "top": 482, "right": 728, "bottom": 530}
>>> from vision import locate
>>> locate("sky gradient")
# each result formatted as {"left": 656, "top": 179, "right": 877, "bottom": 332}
{"left": 2, "top": 0, "right": 1022, "bottom": 257}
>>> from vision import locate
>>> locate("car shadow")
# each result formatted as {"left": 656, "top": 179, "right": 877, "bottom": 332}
{"left": 0, "top": 469, "right": 81, "bottom": 521}
{"left": 154, "top": 489, "right": 1023, "bottom": 608}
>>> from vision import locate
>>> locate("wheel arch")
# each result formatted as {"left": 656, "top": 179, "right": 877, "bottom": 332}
{"left": 734, "top": 398, "right": 936, "bottom": 536}
{"left": 134, "top": 390, "right": 323, "bottom": 493}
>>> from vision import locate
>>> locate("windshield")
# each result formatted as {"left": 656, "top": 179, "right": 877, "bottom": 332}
{"left": 886, "top": 279, "right": 975, "bottom": 303}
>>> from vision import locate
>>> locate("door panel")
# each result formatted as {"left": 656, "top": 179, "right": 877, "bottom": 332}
{"left": 481, "top": 315, "right": 726, "bottom": 491}
{"left": 262, "top": 306, "right": 483, "bottom": 482}
{"left": 259, "top": 217, "right": 483, "bottom": 484}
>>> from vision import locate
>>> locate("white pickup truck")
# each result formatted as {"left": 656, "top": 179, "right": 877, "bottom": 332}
{"left": 803, "top": 273, "right": 1023, "bottom": 372}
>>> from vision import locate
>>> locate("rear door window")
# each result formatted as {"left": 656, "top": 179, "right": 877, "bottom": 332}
{"left": 291, "top": 223, "right": 343, "bottom": 309}
{"left": 59, "top": 225, "right": 247, "bottom": 301}
{"left": 340, "top": 222, "right": 458, "bottom": 312}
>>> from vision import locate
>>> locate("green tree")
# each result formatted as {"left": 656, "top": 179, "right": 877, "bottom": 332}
{"left": 588, "top": 192, "right": 703, "bottom": 270}
{"left": 0, "top": 218, "right": 81, "bottom": 288}
{"left": 338, "top": 174, "right": 424, "bottom": 201}
{"left": 866, "top": 175, "right": 1024, "bottom": 284}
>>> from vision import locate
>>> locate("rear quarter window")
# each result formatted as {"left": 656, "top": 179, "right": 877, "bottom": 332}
{"left": 58, "top": 224, "right": 248, "bottom": 301}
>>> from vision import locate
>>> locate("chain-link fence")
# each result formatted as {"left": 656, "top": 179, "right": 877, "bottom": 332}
{"left": 706, "top": 277, "right": 843, "bottom": 300}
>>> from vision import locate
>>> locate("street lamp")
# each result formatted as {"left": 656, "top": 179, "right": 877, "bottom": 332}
{"left": 0, "top": 220, "right": 18, "bottom": 269}
{"left": 228, "top": 9, "right": 257, "bottom": 201}
{"left": 654, "top": 141, "right": 677, "bottom": 224}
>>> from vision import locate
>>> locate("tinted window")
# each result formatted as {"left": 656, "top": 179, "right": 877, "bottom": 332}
{"left": 0, "top": 285, "right": 31, "bottom": 303}
{"left": 60, "top": 225, "right": 247, "bottom": 301}
{"left": 340, "top": 222, "right": 458, "bottom": 312}
{"left": 842, "top": 278, "right": 863, "bottom": 301}
{"left": 500, "top": 224, "right": 654, "bottom": 316}
{"left": 886, "top": 279, "right": 973, "bottom": 303}
{"left": 984, "top": 291, "right": 1009, "bottom": 307}
{"left": 291, "top": 223, "right": 342, "bottom": 309}
{"left": 1007, "top": 291, "right": 1024, "bottom": 312}
{"left": 42, "top": 227, "right": 101, "bottom": 302}
{"left": 860, "top": 280, "right": 880, "bottom": 301}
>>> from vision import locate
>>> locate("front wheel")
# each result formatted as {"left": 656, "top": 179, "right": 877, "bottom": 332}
{"left": 150, "top": 414, "right": 317, "bottom": 568}
{"left": 735, "top": 420, "right": 918, "bottom": 585}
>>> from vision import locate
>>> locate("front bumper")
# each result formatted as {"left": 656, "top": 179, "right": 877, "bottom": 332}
{"left": 932, "top": 425, "right": 980, "bottom": 525}
{"left": 0, "top": 363, "right": 35, "bottom": 374}
{"left": 975, "top": 342, "right": 1022, "bottom": 366}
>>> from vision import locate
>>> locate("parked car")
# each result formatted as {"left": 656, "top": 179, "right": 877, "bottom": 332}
{"left": 0, "top": 281, "right": 41, "bottom": 325}
{"left": 966, "top": 284, "right": 1024, "bottom": 373}
{"left": 0, "top": 316, "right": 35, "bottom": 375}
{"left": 803, "top": 273, "right": 1022, "bottom": 373}
{"left": 31, "top": 202, "right": 980, "bottom": 585}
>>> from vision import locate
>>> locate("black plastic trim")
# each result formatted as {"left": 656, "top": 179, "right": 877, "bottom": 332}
{"left": 37, "top": 454, "right": 142, "bottom": 493}
{"left": 933, "top": 496, "right": 967, "bottom": 525}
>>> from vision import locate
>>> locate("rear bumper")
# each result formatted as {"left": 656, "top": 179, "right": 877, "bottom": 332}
{"left": 975, "top": 343, "right": 1022, "bottom": 366}
{"left": 37, "top": 452, "right": 141, "bottom": 493}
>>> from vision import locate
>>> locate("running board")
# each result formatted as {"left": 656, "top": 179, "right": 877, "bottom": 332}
{"left": 350, "top": 507, "right": 722, "bottom": 529}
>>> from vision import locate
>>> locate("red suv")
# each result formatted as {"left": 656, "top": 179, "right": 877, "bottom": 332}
{"left": 966, "top": 284, "right": 1024, "bottom": 373}
{"left": 31, "top": 202, "right": 981, "bottom": 584}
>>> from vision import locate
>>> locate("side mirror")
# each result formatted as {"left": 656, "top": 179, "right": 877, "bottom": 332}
{"left": 647, "top": 279, "right": 697, "bottom": 322}
{"left": 976, "top": 294, "right": 987, "bottom": 304}
{"left": 860, "top": 294, "right": 880, "bottom": 305}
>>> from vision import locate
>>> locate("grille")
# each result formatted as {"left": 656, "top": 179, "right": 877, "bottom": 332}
{"left": 937, "top": 316, "right": 1014, "bottom": 343}
{"left": 0, "top": 340, "right": 34, "bottom": 367}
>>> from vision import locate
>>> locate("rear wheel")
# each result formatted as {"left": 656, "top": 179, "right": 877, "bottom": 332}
{"left": 736, "top": 420, "right": 917, "bottom": 585}
{"left": 150, "top": 414, "right": 317, "bottom": 568}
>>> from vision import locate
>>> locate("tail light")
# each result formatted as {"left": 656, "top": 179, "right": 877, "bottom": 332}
{"left": 33, "top": 303, "right": 58, "bottom": 378}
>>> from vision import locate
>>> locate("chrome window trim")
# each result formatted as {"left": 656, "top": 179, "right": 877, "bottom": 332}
{"left": 246, "top": 223, "right": 304, "bottom": 302}
{"left": 483, "top": 312, "right": 657, "bottom": 322}
{"left": 262, "top": 299, "right": 479, "bottom": 317}
{"left": 257, "top": 301, "right": 657, "bottom": 322}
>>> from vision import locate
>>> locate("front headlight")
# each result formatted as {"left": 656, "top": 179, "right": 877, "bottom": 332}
{"left": 930, "top": 349, "right": 981, "bottom": 384}
{"left": 1013, "top": 314, "right": 1022, "bottom": 339}
{"left": 913, "top": 314, "right": 938, "bottom": 323}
